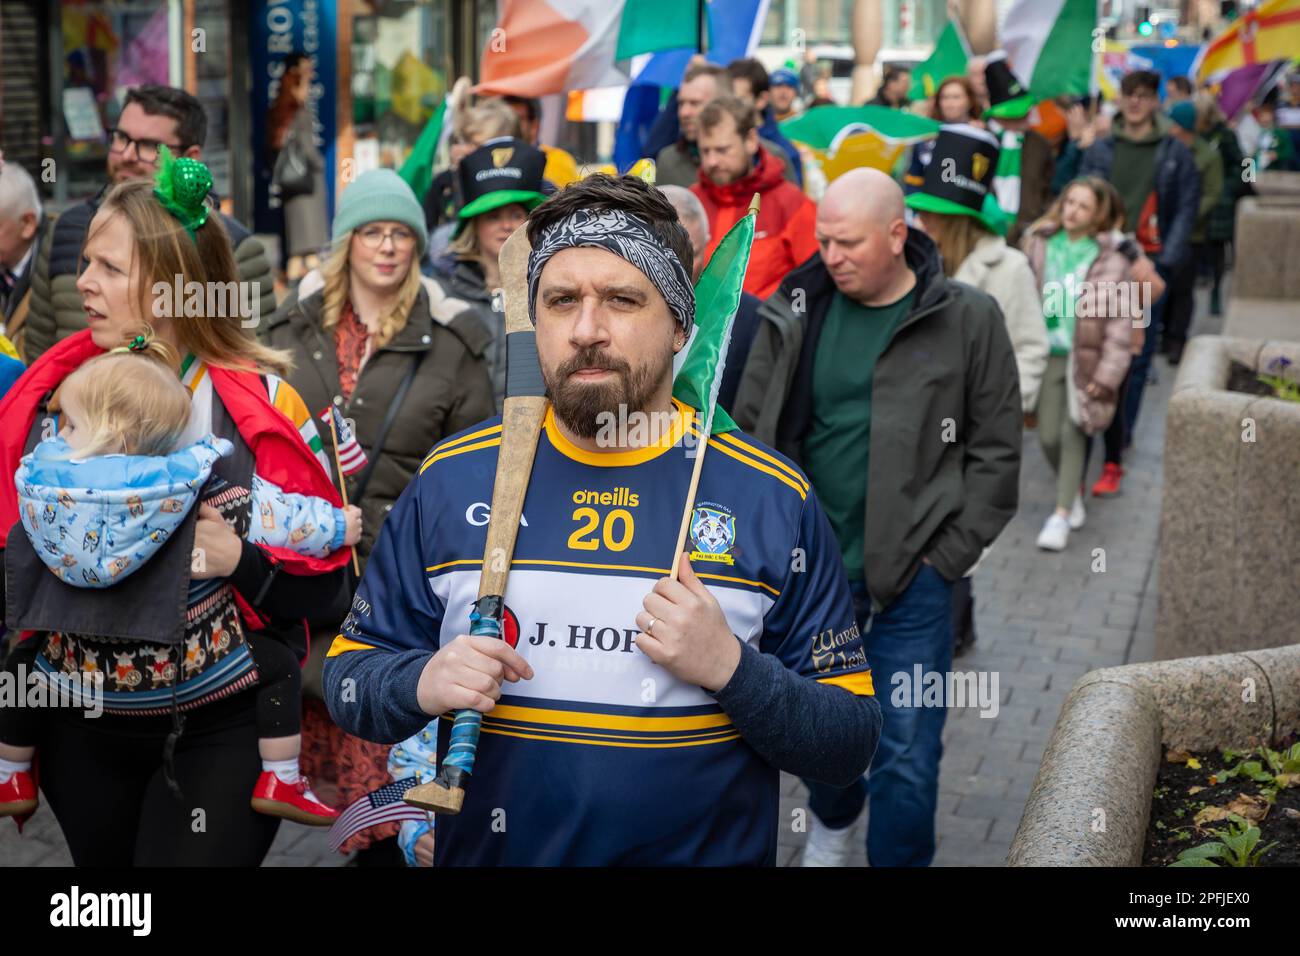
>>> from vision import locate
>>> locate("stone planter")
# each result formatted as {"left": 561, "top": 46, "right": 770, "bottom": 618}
{"left": 1007, "top": 644, "right": 1300, "bottom": 866}
{"left": 1225, "top": 171, "right": 1300, "bottom": 339}
{"left": 1157, "top": 335, "right": 1300, "bottom": 661}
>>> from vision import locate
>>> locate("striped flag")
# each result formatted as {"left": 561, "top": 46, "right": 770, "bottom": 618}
{"left": 1002, "top": 0, "right": 1097, "bottom": 100}
{"left": 321, "top": 405, "right": 367, "bottom": 476}
{"left": 472, "top": 0, "right": 766, "bottom": 98}
{"left": 327, "top": 777, "right": 429, "bottom": 852}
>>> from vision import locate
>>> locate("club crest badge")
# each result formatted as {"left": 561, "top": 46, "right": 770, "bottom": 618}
{"left": 689, "top": 503, "right": 736, "bottom": 565}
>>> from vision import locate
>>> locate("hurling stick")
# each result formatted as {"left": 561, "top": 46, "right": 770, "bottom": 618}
{"left": 403, "top": 222, "right": 546, "bottom": 815}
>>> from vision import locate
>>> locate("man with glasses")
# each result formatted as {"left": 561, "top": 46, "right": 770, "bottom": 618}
{"left": 1080, "top": 70, "right": 1199, "bottom": 496}
{"left": 23, "top": 85, "right": 275, "bottom": 361}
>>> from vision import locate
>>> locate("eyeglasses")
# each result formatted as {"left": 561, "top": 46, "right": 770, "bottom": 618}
{"left": 108, "top": 128, "right": 185, "bottom": 163}
{"left": 355, "top": 226, "right": 416, "bottom": 250}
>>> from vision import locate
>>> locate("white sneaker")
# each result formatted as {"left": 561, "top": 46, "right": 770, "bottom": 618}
{"left": 801, "top": 814, "right": 858, "bottom": 867}
{"left": 1036, "top": 513, "right": 1071, "bottom": 551}
{"left": 1068, "top": 496, "right": 1086, "bottom": 530}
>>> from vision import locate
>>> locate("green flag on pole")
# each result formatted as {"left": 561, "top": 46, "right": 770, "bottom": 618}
{"left": 908, "top": 20, "right": 970, "bottom": 101}
{"left": 672, "top": 208, "right": 757, "bottom": 436}
{"left": 398, "top": 96, "right": 448, "bottom": 203}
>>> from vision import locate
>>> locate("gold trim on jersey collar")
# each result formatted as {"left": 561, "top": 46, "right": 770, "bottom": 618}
{"left": 543, "top": 397, "right": 696, "bottom": 467}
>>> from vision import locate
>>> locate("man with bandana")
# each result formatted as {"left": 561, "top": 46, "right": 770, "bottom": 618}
{"left": 321, "top": 175, "right": 882, "bottom": 866}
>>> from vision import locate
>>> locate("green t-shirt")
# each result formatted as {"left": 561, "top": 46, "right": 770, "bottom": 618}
{"left": 1042, "top": 230, "right": 1099, "bottom": 356}
{"left": 802, "top": 288, "right": 914, "bottom": 581}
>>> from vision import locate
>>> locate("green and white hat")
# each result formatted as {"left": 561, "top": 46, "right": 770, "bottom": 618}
{"left": 905, "top": 123, "right": 1005, "bottom": 234}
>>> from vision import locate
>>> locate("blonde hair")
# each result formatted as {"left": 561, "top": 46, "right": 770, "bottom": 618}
{"left": 1027, "top": 176, "right": 1113, "bottom": 239}
{"left": 53, "top": 342, "right": 191, "bottom": 457}
{"left": 1194, "top": 91, "right": 1225, "bottom": 136}
{"left": 923, "top": 211, "right": 994, "bottom": 277}
{"left": 319, "top": 233, "right": 423, "bottom": 349}
{"left": 446, "top": 215, "right": 485, "bottom": 265}
{"left": 90, "top": 180, "right": 293, "bottom": 376}
{"left": 452, "top": 100, "right": 521, "bottom": 146}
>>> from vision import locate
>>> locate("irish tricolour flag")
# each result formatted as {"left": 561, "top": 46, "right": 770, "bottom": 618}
{"left": 476, "top": 0, "right": 701, "bottom": 98}
{"left": 1001, "top": 0, "right": 1098, "bottom": 99}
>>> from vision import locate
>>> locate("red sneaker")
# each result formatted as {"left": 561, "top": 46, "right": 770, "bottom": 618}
{"left": 0, "top": 770, "right": 38, "bottom": 818}
{"left": 1091, "top": 462, "right": 1124, "bottom": 497}
{"left": 250, "top": 771, "right": 339, "bottom": 826}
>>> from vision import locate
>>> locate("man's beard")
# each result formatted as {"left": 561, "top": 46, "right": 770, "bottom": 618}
{"left": 543, "top": 343, "right": 673, "bottom": 439}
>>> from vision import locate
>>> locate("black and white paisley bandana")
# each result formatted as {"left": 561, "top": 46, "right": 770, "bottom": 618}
{"left": 527, "top": 209, "right": 695, "bottom": 335}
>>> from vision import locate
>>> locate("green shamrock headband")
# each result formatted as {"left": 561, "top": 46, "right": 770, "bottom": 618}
{"left": 153, "top": 144, "right": 212, "bottom": 243}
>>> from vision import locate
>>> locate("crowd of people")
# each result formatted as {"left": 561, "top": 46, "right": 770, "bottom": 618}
{"left": 0, "top": 44, "right": 1277, "bottom": 867}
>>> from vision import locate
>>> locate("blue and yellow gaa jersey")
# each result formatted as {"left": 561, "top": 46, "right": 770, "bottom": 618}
{"left": 329, "top": 399, "right": 872, "bottom": 865}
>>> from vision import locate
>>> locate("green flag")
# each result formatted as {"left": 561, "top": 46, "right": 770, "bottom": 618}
{"left": 672, "top": 211, "right": 756, "bottom": 436}
{"left": 398, "top": 96, "right": 448, "bottom": 202}
{"left": 780, "top": 105, "right": 940, "bottom": 156}
{"left": 615, "top": 0, "right": 700, "bottom": 60}
{"left": 909, "top": 20, "right": 970, "bottom": 101}
{"left": 1003, "top": 0, "right": 1095, "bottom": 100}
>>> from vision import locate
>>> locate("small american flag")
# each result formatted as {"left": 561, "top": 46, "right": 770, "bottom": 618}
{"left": 327, "top": 776, "right": 430, "bottom": 852}
{"left": 321, "top": 405, "right": 368, "bottom": 476}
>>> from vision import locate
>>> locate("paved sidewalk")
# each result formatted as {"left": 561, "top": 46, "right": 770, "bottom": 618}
{"left": 773, "top": 287, "right": 1221, "bottom": 867}
{"left": 3, "top": 292, "right": 1214, "bottom": 868}
{"left": 777, "top": 358, "right": 1172, "bottom": 867}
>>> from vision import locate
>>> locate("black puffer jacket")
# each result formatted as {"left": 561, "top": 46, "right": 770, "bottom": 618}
{"left": 428, "top": 252, "right": 506, "bottom": 411}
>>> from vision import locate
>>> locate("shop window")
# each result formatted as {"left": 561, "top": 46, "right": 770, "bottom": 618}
{"left": 54, "top": 0, "right": 233, "bottom": 201}
{"left": 349, "top": 0, "right": 452, "bottom": 174}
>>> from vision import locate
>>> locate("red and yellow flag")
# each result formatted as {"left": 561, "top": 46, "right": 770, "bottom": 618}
{"left": 1196, "top": 0, "right": 1300, "bottom": 81}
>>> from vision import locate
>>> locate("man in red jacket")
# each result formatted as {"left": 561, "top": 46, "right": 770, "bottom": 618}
{"left": 690, "top": 96, "right": 819, "bottom": 299}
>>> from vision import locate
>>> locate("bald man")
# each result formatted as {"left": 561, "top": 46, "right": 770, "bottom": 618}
{"left": 732, "top": 168, "right": 1022, "bottom": 867}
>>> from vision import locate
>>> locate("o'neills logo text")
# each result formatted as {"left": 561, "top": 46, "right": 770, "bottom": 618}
{"left": 50, "top": 886, "right": 151, "bottom": 936}
{"left": 572, "top": 487, "right": 640, "bottom": 507}
{"left": 474, "top": 167, "right": 523, "bottom": 182}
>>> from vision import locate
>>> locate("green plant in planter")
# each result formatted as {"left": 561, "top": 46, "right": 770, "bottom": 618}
{"left": 1217, "top": 743, "right": 1300, "bottom": 790}
{"left": 1257, "top": 356, "right": 1300, "bottom": 402}
{"left": 1170, "top": 815, "right": 1277, "bottom": 867}
{"left": 1259, "top": 742, "right": 1300, "bottom": 776}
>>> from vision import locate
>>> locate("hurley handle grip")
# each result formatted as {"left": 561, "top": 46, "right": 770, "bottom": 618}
{"left": 403, "top": 596, "right": 504, "bottom": 815}
{"left": 440, "top": 602, "right": 502, "bottom": 774}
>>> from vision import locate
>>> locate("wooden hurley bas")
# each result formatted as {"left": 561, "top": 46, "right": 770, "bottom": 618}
{"left": 404, "top": 223, "right": 546, "bottom": 816}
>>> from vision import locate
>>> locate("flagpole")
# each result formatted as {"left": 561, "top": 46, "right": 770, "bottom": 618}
{"left": 325, "top": 410, "right": 362, "bottom": 577}
{"left": 668, "top": 417, "right": 709, "bottom": 581}
{"left": 669, "top": 193, "right": 760, "bottom": 582}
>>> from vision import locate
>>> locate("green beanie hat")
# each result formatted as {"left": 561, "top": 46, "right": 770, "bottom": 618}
{"left": 331, "top": 169, "right": 429, "bottom": 256}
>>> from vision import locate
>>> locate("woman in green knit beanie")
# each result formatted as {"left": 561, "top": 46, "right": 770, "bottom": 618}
{"left": 264, "top": 167, "right": 493, "bottom": 862}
